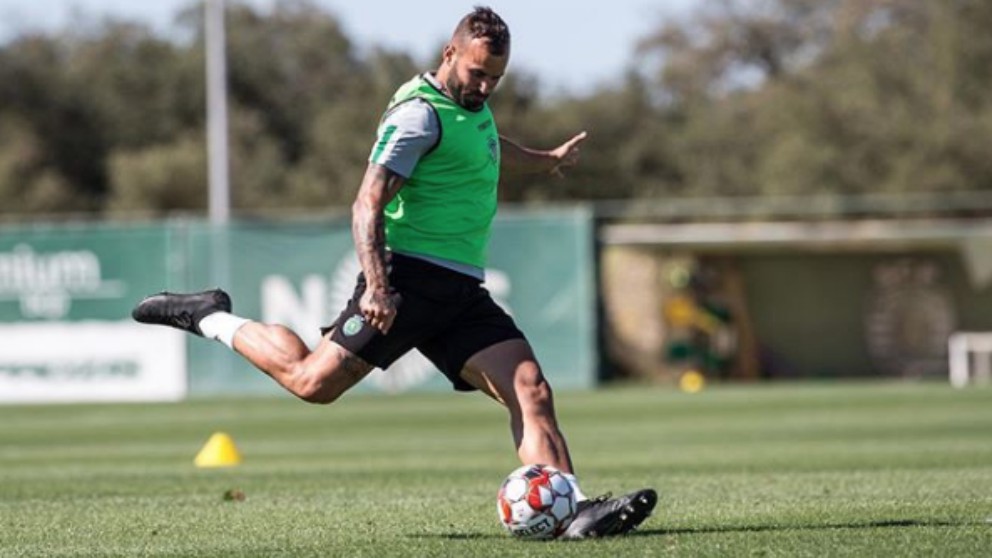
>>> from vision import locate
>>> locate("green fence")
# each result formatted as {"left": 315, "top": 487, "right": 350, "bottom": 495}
{"left": 0, "top": 208, "right": 597, "bottom": 402}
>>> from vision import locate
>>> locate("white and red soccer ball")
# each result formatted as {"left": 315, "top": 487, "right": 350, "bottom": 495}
{"left": 496, "top": 464, "right": 577, "bottom": 539}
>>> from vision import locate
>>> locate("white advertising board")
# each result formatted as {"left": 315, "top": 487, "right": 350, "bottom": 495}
{"left": 0, "top": 321, "right": 186, "bottom": 403}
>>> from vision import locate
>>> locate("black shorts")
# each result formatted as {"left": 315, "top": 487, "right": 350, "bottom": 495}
{"left": 322, "top": 253, "right": 525, "bottom": 391}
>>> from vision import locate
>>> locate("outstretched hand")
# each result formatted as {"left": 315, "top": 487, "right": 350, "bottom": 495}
{"left": 548, "top": 131, "right": 588, "bottom": 178}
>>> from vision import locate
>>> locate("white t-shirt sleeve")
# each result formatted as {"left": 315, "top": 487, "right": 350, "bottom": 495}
{"left": 368, "top": 98, "right": 440, "bottom": 178}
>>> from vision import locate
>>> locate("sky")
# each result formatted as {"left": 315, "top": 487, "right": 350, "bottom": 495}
{"left": 0, "top": 0, "right": 697, "bottom": 94}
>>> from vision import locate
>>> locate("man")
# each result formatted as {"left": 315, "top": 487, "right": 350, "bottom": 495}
{"left": 133, "top": 6, "right": 656, "bottom": 539}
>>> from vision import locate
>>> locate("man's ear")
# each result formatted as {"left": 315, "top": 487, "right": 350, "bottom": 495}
{"left": 442, "top": 42, "right": 456, "bottom": 66}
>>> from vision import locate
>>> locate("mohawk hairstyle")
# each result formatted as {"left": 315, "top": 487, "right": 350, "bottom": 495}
{"left": 453, "top": 6, "right": 510, "bottom": 56}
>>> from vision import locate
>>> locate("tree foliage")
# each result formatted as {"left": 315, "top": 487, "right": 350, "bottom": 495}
{"left": 1, "top": 0, "right": 990, "bottom": 219}
{"left": 637, "top": 0, "right": 992, "bottom": 202}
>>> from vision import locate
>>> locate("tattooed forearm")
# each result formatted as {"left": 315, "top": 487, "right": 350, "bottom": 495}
{"left": 352, "top": 164, "right": 405, "bottom": 293}
{"left": 353, "top": 203, "right": 388, "bottom": 291}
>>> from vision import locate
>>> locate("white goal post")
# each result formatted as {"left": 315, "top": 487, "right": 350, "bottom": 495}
{"left": 948, "top": 332, "right": 992, "bottom": 388}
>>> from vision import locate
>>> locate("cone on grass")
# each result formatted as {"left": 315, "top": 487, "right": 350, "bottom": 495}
{"left": 194, "top": 432, "right": 242, "bottom": 468}
{"left": 679, "top": 369, "right": 706, "bottom": 394}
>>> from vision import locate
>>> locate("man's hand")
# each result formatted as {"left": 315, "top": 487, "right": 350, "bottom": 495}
{"left": 359, "top": 288, "right": 399, "bottom": 334}
{"left": 499, "top": 131, "right": 589, "bottom": 177}
{"left": 548, "top": 131, "right": 588, "bottom": 178}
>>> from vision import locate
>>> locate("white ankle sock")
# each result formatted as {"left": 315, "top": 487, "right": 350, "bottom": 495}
{"left": 198, "top": 312, "right": 250, "bottom": 350}
{"left": 563, "top": 472, "right": 589, "bottom": 502}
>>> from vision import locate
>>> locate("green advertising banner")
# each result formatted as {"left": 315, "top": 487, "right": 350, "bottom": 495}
{"left": 0, "top": 223, "right": 170, "bottom": 322}
{"left": 0, "top": 223, "right": 187, "bottom": 403}
{"left": 178, "top": 208, "right": 598, "bottom": 396}
{"left": 180, "top": 219, "right": 355, "bottom": 395}
{"left": 0, "top": 209, "right": 597, "bottom": 401}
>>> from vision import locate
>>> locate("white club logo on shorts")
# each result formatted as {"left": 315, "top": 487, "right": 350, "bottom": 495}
{"left": 342, "top": 314, "right": 364, "bottom": 337}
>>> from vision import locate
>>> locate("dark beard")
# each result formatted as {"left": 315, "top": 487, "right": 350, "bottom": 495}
{"left": 444, "top": 76, "right": 484, "bottom": 111}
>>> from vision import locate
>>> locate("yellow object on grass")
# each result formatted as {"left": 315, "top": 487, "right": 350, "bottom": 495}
{"left": 679, "top": 370, "right": 706, "bottom": 393}
{"left": 194, "top": 432, "right": 243, "bottom": 468}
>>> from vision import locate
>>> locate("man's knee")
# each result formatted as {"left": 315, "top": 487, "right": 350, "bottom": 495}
{"left": 294, "top": 377, "right": 344, "bottom": 405}
{"left": 288, "top": 349, "right": 371, "bottom": 405}
{"left": 289, "top": 366, "right": 344, "bottom": 405}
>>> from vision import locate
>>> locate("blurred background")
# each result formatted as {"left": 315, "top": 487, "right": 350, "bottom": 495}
{"left": 3, "top": 0, "right": 992, "bottom": 403}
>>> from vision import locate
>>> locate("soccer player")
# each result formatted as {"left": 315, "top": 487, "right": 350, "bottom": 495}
{"left": 133, "top": 6, "right": 656, "bottom": 538}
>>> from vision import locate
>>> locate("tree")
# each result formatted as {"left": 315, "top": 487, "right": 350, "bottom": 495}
{"left": 631, "top": 0, "right": 992, "bottom": 203}
{"left": 3, "top": 0, "right": 992, "bottom": 218}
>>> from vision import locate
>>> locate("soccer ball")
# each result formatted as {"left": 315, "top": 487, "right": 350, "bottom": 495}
{"left": 496, "top": 464, "right": 577, "bottom": 539}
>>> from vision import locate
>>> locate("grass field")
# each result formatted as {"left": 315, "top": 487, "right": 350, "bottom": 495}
{"left": 1, "top": 381, "right": 990, "bottom": 557}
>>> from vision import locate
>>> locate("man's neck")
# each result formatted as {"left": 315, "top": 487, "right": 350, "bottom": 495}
{"left": 424, "top": 72, "right": 448, "bottom": 96}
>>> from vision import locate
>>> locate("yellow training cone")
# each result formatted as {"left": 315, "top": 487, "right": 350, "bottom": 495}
{"left": 679, "top": 370, "right": 706, "bottom": 394}
{"left": 194, "top": 432, "right": 243, "bottom": 468}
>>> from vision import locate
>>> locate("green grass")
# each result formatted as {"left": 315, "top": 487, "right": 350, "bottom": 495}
{"left": 1, "top": 381, "right": 990, "bottom": 557}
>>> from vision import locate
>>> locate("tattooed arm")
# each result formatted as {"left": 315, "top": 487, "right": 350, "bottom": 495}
{"left": 351, "top": 163, "right": 406, "bottom": 333}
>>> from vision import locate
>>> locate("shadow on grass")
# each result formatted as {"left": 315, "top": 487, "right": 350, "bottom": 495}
{"left": 634, "top": 519, "right": 973, "bottom": 537}
{"left": 407, "top": 533, "right": 501, "bottom": 541}
{"left": 410, "top": 519, "right": 973, "bottom": 541}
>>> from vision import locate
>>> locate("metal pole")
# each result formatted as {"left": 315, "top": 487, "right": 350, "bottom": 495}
{"left": 204, "top": 0, "right": 233, "bottom": 385}
{"left": 205, "top": 0, "right": 230, "bottom": 224}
